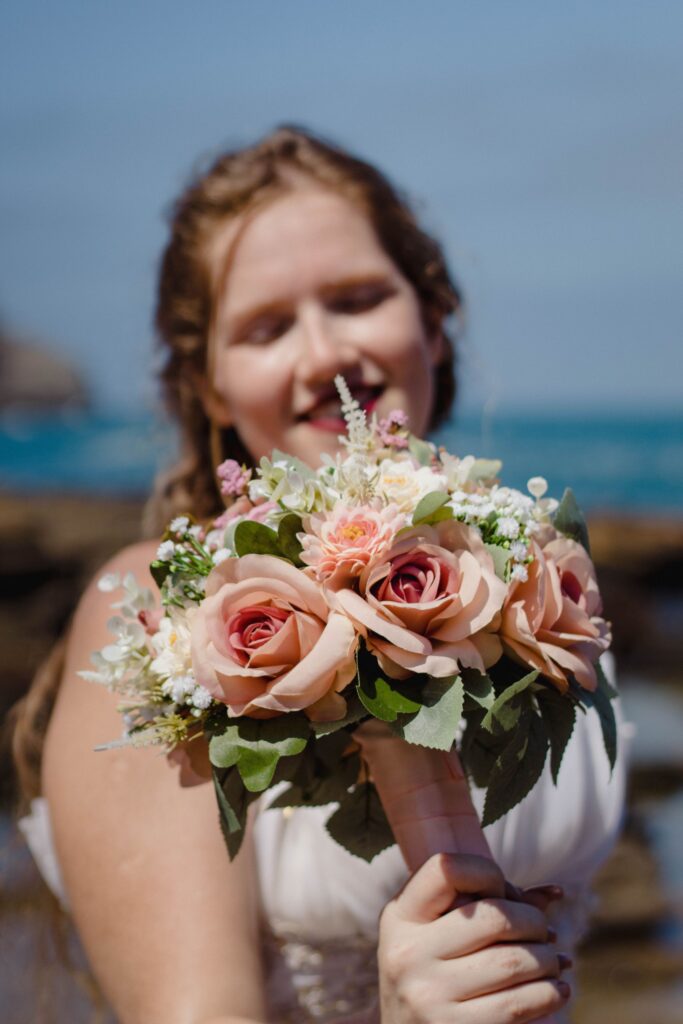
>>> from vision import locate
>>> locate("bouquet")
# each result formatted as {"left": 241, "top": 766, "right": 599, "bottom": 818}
{"left": 83, "top": 378, "right": 617, "bottom": 869}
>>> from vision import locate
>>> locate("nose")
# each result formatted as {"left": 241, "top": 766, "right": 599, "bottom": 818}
{"left": 296, "top": 305, "right": 356, "bottom": 384}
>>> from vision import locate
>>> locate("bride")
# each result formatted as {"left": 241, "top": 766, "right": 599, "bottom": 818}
{"left": 15, "top": 126, "right": 626, "bottom": 1024}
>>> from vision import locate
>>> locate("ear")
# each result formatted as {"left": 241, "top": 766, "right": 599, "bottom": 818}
{"left": 193, "top": 372, "right": 233, "bottom": 428}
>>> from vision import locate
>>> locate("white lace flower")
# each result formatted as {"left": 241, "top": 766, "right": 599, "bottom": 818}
{"left": 156, "top": 540, "right": 175, "bottom": 561}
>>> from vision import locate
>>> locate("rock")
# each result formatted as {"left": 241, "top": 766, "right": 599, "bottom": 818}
{"left": 0, "top": 331, "right": 88, "bottom": 410}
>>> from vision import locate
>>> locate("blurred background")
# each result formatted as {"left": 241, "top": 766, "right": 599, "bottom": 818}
{"left": 1, "top": 1, "right": 682, "bottom": 1020}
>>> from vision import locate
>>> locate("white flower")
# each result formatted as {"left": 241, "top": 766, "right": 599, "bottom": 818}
{"left": 111, "top": 572, "right": 155, "bottom": 618}
{"left": 97, "top": 573, "right": 121, "bottom": 593}
{"left": 527, "top": 476, "right": 548, "bottom": 500}
{"left": 510, "top": 540, "right": 529, "bottom": 561}
{"left": 169, "top": 516, "right": 190, "bottom": 534}
{"left": 101, "top": 617, "right": 147, "bottom": 663}
{"left": 377, "top": 459, "right": 447, "bottom": 514}
{"left": 156, "top": 540, "right": 175, "bottom": 561}
{"left": 150, "top": 610, "right": 195, "bottom": 685}
{"left": 496, "top": 516, "right": 521, "bottom": 540}
{"left": 212, "top": 547, "right": 230, "bottom": 565}
{"left": 191, "top": 686, "right": 213, "bottom": 710}
{"left": 511, "top": 563, "right": 529, "bottom": 582}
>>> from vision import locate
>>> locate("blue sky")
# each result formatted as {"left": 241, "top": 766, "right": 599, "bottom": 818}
{"left": 2, "top": 1, "right": 681, "bottom": 413}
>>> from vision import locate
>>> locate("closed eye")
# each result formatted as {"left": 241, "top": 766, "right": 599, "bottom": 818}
{"left": 325, "top": 281, "right": 395, "bottom": 315}
{"left": 236, "top": 312, "right": 294, "bottom": 346}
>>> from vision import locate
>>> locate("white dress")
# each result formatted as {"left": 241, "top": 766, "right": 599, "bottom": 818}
{"left": 19, "top": 666, "right": 631, "bottom": 1023}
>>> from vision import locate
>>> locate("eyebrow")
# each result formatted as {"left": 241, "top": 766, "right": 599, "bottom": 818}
{"left": 225, "top": 273, "right": 394, "bottom": 336}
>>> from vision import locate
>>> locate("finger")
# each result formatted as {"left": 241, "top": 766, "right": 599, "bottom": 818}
{"left": 515, "top": 883, "right": 564, "bottom": 912}
{"left": 455, "top": 978, "right": 571, "bottom": 1023}
{"left": 432, "top": 897, "right": 553, "bottom": 956}
{"left": 437, "top": 942, "right": 571, "bottom": 1001}
{"left": 392, "top": 853, "right": 506, "bottom": 924}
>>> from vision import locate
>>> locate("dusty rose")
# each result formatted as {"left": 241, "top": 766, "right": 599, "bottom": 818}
{"left": 329, "top": 521, "right": 507, "bottom": 678}
{"left": 501, "top": 535, "right": 611, "bottom": 692}
{"left": 190, "top": 555, "right": 357, "bottom": 720}
{"left": 299, "top": 503, "right": 407, "bottom": 585}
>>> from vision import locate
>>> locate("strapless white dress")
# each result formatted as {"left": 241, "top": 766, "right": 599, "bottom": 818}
{"left": 19, "top": 665, "right": 632, "bottom": 1023}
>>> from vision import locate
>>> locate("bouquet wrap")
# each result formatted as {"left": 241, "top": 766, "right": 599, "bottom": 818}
{"left": 357, "top": 720, "right": 492, "bottom": 871}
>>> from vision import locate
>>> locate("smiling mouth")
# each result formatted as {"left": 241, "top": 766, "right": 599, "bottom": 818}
{"left": 298, "top": 384, "right": 384, "bottom": 430}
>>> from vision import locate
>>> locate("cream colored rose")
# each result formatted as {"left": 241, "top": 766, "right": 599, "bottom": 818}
{"left": 501, "top": 535, "right": 611, "bottom": 692}
{"left": 191, "top": 555, "right": 357, "bottom": 720}
{"left": 376, "top": 458, "right": 448, "bottom": 514}
{"left": 329, "top": 521, "right": 506, "bottom": 678}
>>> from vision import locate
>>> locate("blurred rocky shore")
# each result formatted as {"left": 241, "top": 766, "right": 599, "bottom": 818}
{"left": 1, "top": 490, "right": 682, "bottom": 1021}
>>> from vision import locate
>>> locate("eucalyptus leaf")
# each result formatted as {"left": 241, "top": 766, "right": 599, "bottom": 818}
{"left": 536, "top": 687, "right": 576, "bottom": 783}
{"left": 325, "top": 783, "right": 395, "bottom": 861}
{"left": 278, "top": 514, "right": 304, "bottom": 566}
{"left": 481, "top": 712, "right": 549, "bottom": 826}
{"left": 412, "top": 491, "right": 451, "bottom": 525}
{"left": 392, "top": 676, "right": 464, "bottom": 751}
{"left": 357, "top": 673, "right": 423, "bottom": 722}
{"left": 481, "top": 671, "right": 539, "bottom": 734}
{"left": 553, "top": 488, "right": 591, "bottom": 554}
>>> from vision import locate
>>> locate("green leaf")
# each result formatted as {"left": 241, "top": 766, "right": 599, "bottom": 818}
{"left": 553, "top": 488, "right": 591, "bottom": 554}
{"left": 485, "top": 543, "right": 513, "bottom": 581}
{"left": 537, "top": 687, "right": 576, "bottom": 783}
{"left": 408, "top": 434, "right": 435, "bottom": 466}
{"left": 150, "top": 560, "right": 171, "bottom": 588}
{"left": 392, "top": 676, "right": 464, "bottom": 751}
{"left": 269, "top": 748, "right": 360, "bottom": 809}
{"left": 212, "top": 766, "right": 257, "bottom": 860}
{"left": 580, "top": 663, "right": 618, "bottom": 771}
{"left": 481, "top": 671, "right": 539, "bottom": 734}
{"left": 412, "top": 491, "right": 451, "bottom": 525}
{"left": 277, "top": 514, "right": 304, "bottom": 566}
{"left": 209, "top": 716, "right": 310, "bottom": 792}
{"left": 325, "top": 782, "right": 395, "bottom": 861}
{"left": 234, "top": 521, "right": 282, "bottom": 558}
{"left": 481, "top": 712, "right": 549, "bottom": 826}
{"left": 357, "top": 673, "right": 423, "bottom": 722}
{"left": 462, "top": 670, "right": 495, "bottom": 712}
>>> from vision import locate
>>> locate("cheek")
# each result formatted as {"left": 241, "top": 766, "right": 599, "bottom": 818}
{"left": 214, "top": 347, "right": 289, "bottom": 414}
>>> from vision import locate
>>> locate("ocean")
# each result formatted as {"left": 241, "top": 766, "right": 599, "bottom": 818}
{"left": 1, "top": 408, "right": 681, "bottom": 513}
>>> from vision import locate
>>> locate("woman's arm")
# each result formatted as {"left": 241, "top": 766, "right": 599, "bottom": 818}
{"left": 43, "top": 542, "right": 268, "bottom": 1024}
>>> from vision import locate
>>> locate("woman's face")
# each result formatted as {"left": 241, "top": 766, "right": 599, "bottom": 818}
{"left": 206, "top": 187, "right": 441, "bottom": 467}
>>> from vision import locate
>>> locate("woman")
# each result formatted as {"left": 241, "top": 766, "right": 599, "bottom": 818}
{"left": 15, "top": 126, "right": 626, "bottom": 1023}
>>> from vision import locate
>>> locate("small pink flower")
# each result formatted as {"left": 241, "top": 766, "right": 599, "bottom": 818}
{"left": 501, "top": 535, "right": 611, "bottom": 692}
{"left": 377, "top": 409, "right": 410, "bottom": 449}
{"left": 213, "top": 498, "right": 277, "bottom": 530}
{"left": 300, "top": 504, "right": 407, "bottom": 585}
{"left": 216, "top": 459, "right": 251, "bottom": 498}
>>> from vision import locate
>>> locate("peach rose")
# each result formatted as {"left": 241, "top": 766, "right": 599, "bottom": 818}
{"left": 191, "top": 555, "right": 357, "bottom": 720}
{"left": 328, "top": 521, "right": 507, "bottom": 678}
{"left": 299, "top": 503, "right": 407, "bottom": 585}
{"left": 501, "top": 535, "right": 611, "bottom": 692}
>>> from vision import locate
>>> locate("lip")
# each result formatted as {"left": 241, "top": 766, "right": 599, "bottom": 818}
{"left": 297, "top": 384, "right": 384, "bottom": 431}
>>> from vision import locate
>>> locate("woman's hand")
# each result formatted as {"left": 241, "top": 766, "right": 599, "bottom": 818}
{"left": 378, "top": 854, "right": 571, "bottom": 1024}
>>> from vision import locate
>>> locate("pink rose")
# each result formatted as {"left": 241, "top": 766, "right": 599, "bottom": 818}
{"left": 299, "top": 503, "right": 407, "bottom": 585}
{"left": 190, "top": 555, "right": 357, "bottom": 720}
{"left": 329, "top": 521, "right": 507, "bottom": 678}
{"left": 501, "top": 535, "right": 611, "bottom": 692}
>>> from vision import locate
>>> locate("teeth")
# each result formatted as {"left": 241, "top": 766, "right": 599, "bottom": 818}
{"left": 301, "top": 385, "right": 382, "bottom": 420}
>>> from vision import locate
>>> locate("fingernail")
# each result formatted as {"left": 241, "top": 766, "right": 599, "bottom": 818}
{"left": 547, "top": 927, "right": 558, "bottom": 943}
{"left": 528, "top": 883, "right": 564, "bottom": 900}
{"left": 557, "top": 980, "right": 571, "bottom": 999}
{"left": 557, "top": 953, "right": 573, "bottom": 970}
